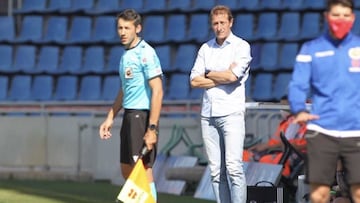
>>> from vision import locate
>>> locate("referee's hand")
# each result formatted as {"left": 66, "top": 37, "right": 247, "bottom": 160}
{"left": 99, "top": 119, "right": 113, "bottom": 139}
{"left": 144, "top": 130, "right": 157, "bottom": 150}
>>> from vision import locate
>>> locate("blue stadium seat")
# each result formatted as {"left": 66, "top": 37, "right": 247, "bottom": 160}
{"left": 64, "top": 16, "right": 92, "bottom": 44}
{"left": 273, "top": 73, "right": 292, "bottom": 101}
{"left": 142, "top": 16, "right": 165, "bottom": 43}
{"left": 41, "top": 16, "right": 68, "bottom": 44}
{"left": 250, "top": 43, "right": 261, "bottom": 71}
{"left": 0, "top": 45, "right": 13, "bottom": 73}
{"left": 0, "top": 16, "right": 15, "bottom": 43}
{"left": 122, "top": 0, "right": 144, "bottom": 12}
{"left": 78, "top": 76, "right": 102, "bottom": 101}
{"left": 92, "top": 16, "right": 117, "bottom": 44}
{"left": 42, "top": 0, "right": 71, "bottom": 14}
{"left": 34, "top": 46, "right": 60, "bottom": 74}
{"left": 59, "top": 0, "right": 95, "bottom": 14}
{"left": 189, "top": 88, "right": 204, "bottom": 100}
{"left": 355, "top": 0, "right": 360, "bottom": 9}
{"left": 105, "top": 46, "right": 124, "bottom": 73}
{"left": 254, "top": 13, "right": 278, "bottom": 40}
{"left": 278, "top": 43, "right": 299, "bottom": 70}
{"left": 188, "top": 14, "right": 209, "bottom": 43}
{"left": 239, "top": 0, "right": 260, "bottom": 11}
{"left": 352, "top": 10, "right": 360, "bottom": 35}
{"left": 58, "top": 46, "right": 83, "bottom": 74}
{"left": 102, "top": 75, "right": 121, "bottom": 101}
{"left": 233, "top": 14, "right": 256, "bottom": 41}
{"left": 282, "top": 0, "right": 304, "bottom": 10}
{"left": 79, "top": 46, "right": 105, "bottom": 74}
{"left": 299, "top": 12, "right": 322, "bottom": 40}
{"left": 13, "top": 45, "right": 37, "bottom": 73}
{"left": 0, "top": 76, "right": 8, "bottom": 101}
{"left": 260, "top": 0, "right": 283, "bottom": 10}
{"left": 277, "top": 12, "right": 300, "bottom": 41}
{"left": 31, "top": 75, "right": 54, "bottom": 101}
{"left": 155, "top": 45, "right": 173, "bottom": 72}
{"left": 85, "top": 0, "right": 119, "bottom": 15}
{"left": 53, "top": 76, "right": 78, "bottom": 101}
{"left": 217, "top": 0, "right": 239, "bottom": 9}
{"left": 143, "top": 0, "right": 167, "bottom": 13}
{"left": 166, "top": 74, "right": 190, "bottom": 100}
{"left": 174, "top": 44, "right": 198, "bottom": 73}
{"left": 15, "top": 16, "right": 43, "bottom": 43}
{"left": 168, "top": 0, "right": 191, "bottom": 12}
{"left": 190, "top": 0, "right": 216, "bottom": 12}
{"left": 303, "top": 0, "right": 326, "bottom": 10}
{"left": 166, "top": 14, "right": 186, "bottom": 43}
{"left": 8, "top": 75, "right": 32, "bottom": 101}
{"left": 252, "top": 73, "right": 273, "bottom": 102}
{"left": 13, "top": 0, "right": 47, "bottom": 14}
{"left": 259, "top": 43, "right": 280, "bottom": 72}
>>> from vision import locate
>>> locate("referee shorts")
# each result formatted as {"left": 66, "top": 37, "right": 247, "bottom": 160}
{"left": 120, "top": 109, "right": 157, "bottom": 167}
{"left": 305, "top": 130, "right": 360, "bottom": 186}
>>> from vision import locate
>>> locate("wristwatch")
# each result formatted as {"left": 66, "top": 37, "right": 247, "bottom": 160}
{"left": 148, "top": 124, "right": 158, "bottom": 131}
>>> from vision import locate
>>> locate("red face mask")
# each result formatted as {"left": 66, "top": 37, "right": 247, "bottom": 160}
{"left": 327, "top": 18, "right": 354, "bottom": 39}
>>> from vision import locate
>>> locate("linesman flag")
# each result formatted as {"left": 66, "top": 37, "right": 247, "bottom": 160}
{"left": 117, "top": 159, "right": 156, "bottom": 203}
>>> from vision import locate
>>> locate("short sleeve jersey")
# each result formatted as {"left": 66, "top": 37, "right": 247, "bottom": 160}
{"left": 119, "top": 40, "right": 162, "bottom": 109}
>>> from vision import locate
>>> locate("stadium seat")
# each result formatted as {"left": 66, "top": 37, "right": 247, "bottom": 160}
{"left": 278, "top": 43, "right": 299, "bottom": 70}
{"left": 105, "top": 46, "right": 124, "bottom": 73}
{"left": 85, "top": 0, "right": 119, "bottom": 15}
{"left": 121, "top": 0, "right": 144, "bottom": 12}
{"left": 142, "top": 16, "right": 165, "bottom": 43}
{"left": 166, "top": 14, "right": 187, "bottom": 43}
{"left": 166, "top": 74, "right": 190, "bottom": 100}
{"left": 15, "top": 16, "right": 43, "bottom": 43}
{"left": 78, "top": 76, "right": 102, "bottom": 101}
{"left": 8, "top": 75, "right": 32, "bottom": 101}
{"left": 79, "top": 46, "right": 105, "bottom": 74}
{"left": 13, "top": 0, "right": 47, "bottom": 14}
{"left": 299, "top": 12, "right": 322, "bottom": 40}
{"left": 250, "top": 43, "right": 261, "bottom": 71}
{"left": 217, "top": 0, "right": 239, "bottom": 9}
{"left": 34, "top": 46, "right": 60, "bottom": 74}
{"left": 189, "top": 88, "right": 204, "bottom": 100}
{"left": 168, "top": 0, "right": 192, "bottom": 12}
{"left": 0, "top": 76, "right": 8, "bottom": 101}
{"left": 42, "top": 0, "right": 71, "bottom": 14}
{"left": 155, "top": 45, "right": 173, "bottom": 72}
{"left": 31, "top": 75, "right": 54, "bottom": 101}
{"left": 91, "top": 16, "right": 117, "bottom": 44}
{"left": 0, "top": 45, "right": 14, "bottom": 73}
{"left": 277, "top": 12, "right": 300, "bottom": 41}
{"left": 259, "top": 42, "right": 280, "bottom": 72}
{"left": 282, "top": 0, "right": 304, "bottom": 10}
{"left": 254, "top": 13, "right": 278, "bottom": 40}
{"left": 102, "top": 75, "right": 121, "bottom": 101}
{"left": 64, "top": 16, "right": 92, "bottom": 44}
{"left": 41, "top": 16, "right": 68, "bottom": 44}
{"left": 0, "top": 16, "right": 15, "bottom": 43}
{"left": 59, "top": 0, "right": 95, "bottom": 14}
{"left": 252, "top": 73, "right": 274, "bottom": 102}
{"left": 233, "top": 14, "right": 256, "bottom": 41}
{"left": 188, "top": 14, "right": 209, "bottom": 43}
{"left": 53, "top": 76, "right": 78, "bottom": 101}
{"left": 143, "top": 0, "right": 167, "bottom": 13}
{"left": 355, "top": 0, "right": 360, "bottom": 9}
{"left": 13, "top": 45, "right": 37, "bottom": 73}
{"left": 190, "top": 0, "right": 216, "bottom": 12}
{"left": 352, "top": 10, "right": 360, "bottom": 35}
{"left": 260, "top": 0, "right": 283, "bottom": 10}
{"left": 303, "top": 0, "right": 326, "bottom": 10}
{"left": 273, "top": 73, "right": 292, "bottom": 101}
{"left": 239, "top": 0, "right": 260, "bottom": 11}
{"left": 174, "top": 44, "right": 198, "bottom": 73}
{"left": 58, "top": 46, "right": 83, "bottom": 74}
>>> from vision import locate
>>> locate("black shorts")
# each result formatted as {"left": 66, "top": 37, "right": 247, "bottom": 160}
{"left": 305, "top": 130, "right": 360, "bottom": 185}
{"left": 120, "top": 109, "right": 157, "bottom": 167}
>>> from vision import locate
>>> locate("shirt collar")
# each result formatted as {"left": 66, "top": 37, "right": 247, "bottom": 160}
{"left": 324, "top": 31, "right": 353, "bottom": 47}
{"left": 213, "top": 32, "right": 235, "bottom": 47}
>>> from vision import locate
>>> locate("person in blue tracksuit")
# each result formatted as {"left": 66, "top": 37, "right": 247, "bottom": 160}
{"left": 288, "top": 0, "right": 360, "bottom": 202}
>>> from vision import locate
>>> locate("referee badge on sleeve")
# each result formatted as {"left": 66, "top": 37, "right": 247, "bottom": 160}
{"left": 125, "top": 67, "right": 133, "bottom": 78}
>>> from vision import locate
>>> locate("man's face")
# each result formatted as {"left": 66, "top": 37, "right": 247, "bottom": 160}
{"left": 326, "top": 4, "right": 354, "bottom": 22}
{"left": 211, "top": 12, "right": 233, "bottom": 44}
{"left": 117, "top": 18, "right": 141, "bottom": 49}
